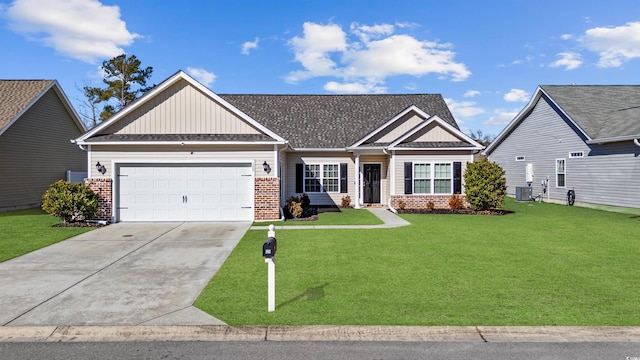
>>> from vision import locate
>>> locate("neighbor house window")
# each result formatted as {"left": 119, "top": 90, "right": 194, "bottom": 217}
{"left": 434, "top": 163, "right": 452, "bottom": 193}
{"left": 304, "top": 164, "right": 339, "bottom": 192}
{"left": 556, "top": 159, "right": 566, "bottom": 187}
{"left": 569, "top": 151, "right": 584, "bottom": 158}
{"left": 413, "top": 163, "right": 431, "bottom": 194}
{"left": 515, "top": 156, "right": 525, "bottom": 161}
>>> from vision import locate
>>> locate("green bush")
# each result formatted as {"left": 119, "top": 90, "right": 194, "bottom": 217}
{"left": 42, "top": 180, "right": 99, "bottom": 223}
{"left": 463, "top": 158, "right": 506, "bottom": 211}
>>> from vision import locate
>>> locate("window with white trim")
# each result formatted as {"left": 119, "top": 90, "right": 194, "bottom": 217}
{"left": 304, "top": 164, "right": 339, "bottom": 193}
{"left": 556, "top": 159, "right": 566, "bottom": 187}
{"left": 434, "top": 163, "right": 452, "bottom": 193}
{"left": 413, "top": 163, "right": 431, "bottom": 194}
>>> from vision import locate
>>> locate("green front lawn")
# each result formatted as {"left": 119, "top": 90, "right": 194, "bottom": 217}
{"left": 0, "top": 208, "right": 94, "bottom": 262}
{"left": 195, "top": 199, "right": 640, "bottom": 326}
{"left": 252, "top": 208, "right": 384, "bottom": 226}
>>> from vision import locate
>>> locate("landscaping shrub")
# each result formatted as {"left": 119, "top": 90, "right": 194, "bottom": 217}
{"left": 286, "top": 195, "right": 304, "bottom": 218}
{"left": 341, "top": 195, "right": 351, "bottom": 208}
{"left": 426, "top": 201, "right": 435, "bottom": 211}
{"left": 463, "top": 158, "right": 506, "bottom": 211}
{"left": 449, "top": 194, "right": 464, "bottom": 210}
{"left": 41, "top": 180, "right": 98, "bottom": 223}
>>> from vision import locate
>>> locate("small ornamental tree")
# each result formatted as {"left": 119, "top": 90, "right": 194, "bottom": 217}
{"left": 463, "top": 158, "right": 507, "bottom": 211}
{"left": 42, "top": 180, "right": 99, "bottom": 223}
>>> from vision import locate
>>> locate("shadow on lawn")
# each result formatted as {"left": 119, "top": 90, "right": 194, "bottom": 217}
{"left": 278, "top": 282, "right": 329, "bottom": 308}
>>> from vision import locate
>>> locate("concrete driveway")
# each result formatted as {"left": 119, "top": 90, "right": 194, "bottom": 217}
{"left": 0, "top": 222, "right": 250, "bottom": 326}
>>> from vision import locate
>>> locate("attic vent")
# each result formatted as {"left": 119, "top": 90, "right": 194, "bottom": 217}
{"left": 515, "top": 156, "right": 525, "bottom": 161}
{"left": 569, "top": 152, "right": 584, "bottom": 158}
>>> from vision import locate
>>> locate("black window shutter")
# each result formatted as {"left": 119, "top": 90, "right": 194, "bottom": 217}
{"left": 296, "top": 163, "right": 304, "bottom": 193}
{"left": 340, "top": 163, "right": 348, "bottom": 193}
{"left": 453, "top": 162, "right": 462, "bottom": 194}
{"left": 404, "top": 162, "right": 413, "bottom": 194}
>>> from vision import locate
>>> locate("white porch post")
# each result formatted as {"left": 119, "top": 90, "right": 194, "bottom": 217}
{"left": 354, "top": 153, "right": 361, "bottom": 209}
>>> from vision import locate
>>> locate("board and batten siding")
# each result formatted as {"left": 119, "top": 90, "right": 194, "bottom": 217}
{"left": 392, "top": 151, "right": 474, "bottom": 195}
{"left": 101, "top": 79, "right": 261, "bottom": 135}
{"left": 0, "top": 88, "right": 86, "bottom": 210}
{"left": 285, "top": 152, "right": 355, "bottom": 206}
{"left": 88, "top": 145, "right": 275, "bottom": 178}
{"left": 412, "top": 122, "right": 460, "bottom": 142}
{"left": 488, "top": 95, "right": 640, "bottom": 209}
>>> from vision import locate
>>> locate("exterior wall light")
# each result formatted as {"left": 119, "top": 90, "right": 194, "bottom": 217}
{"left": 263, "top": 161, "right": 271, "bottom": 174}
{"left": 96, "top": 162, "right": 107, "bottom": 175}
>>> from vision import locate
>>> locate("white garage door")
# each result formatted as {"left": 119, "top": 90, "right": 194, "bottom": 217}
{"left": 117, "top": 163, "right": 254, "bottom": 222}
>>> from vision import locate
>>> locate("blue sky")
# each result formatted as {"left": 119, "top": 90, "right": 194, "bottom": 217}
{"left": 1, "top": 0, "right": 640, "bottom": 137}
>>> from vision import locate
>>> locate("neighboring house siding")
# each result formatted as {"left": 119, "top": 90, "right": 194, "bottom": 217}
{"left": 103, "top": 79, "right": 260, "bottom": 135}
{"left": 0, "top": 89, "right": 85, "bottom": 210}
{"left": 488, "top": 96, "right": 640, "bottom": 208}
{"left": 88, "top": 145, "right": 274, "bottom": 177}
{"left": 392, "top": 150, "right": 473, "bottom": 195}
{"left": 285, "top": 152, "right": 354, "bottom": 206}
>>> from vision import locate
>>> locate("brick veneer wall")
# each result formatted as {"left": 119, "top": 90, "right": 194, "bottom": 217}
{"left": 85, "top": 178, "right": 112, "bottom": 222}
{"left": 255, "top": 177, "right": 281, "bottom": 221}
{"left": 391, "top": 194, "right": 470, "bottom": 210}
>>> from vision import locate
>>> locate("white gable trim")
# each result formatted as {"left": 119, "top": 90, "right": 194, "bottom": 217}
{"left": 387, "top": 114, "right": 483, "bottom": 150}
{"left": 484, "top": 86, "right": 591, "bottom": 155}
{"left": 74, "top": 70, "right": 285, "bottom": 144}
{"left": 349, "top": 105, "right": 430, "bottom": 148}
{"left": 0, "top": 81, "right": 86, "bottom": 137}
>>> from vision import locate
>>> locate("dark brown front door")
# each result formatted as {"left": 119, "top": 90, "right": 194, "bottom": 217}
{"left": 363, "top": 164, "right": 381, "bottom": 203}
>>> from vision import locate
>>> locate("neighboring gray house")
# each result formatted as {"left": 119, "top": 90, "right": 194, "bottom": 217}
{"left": 74, "top": 71, "right": 483, "bottom": 223}
{"left": 484, "top": 85, "right": 640, "bottom": 210}
{"left": 0, "top": 80, "right": 87, "bottom": 211}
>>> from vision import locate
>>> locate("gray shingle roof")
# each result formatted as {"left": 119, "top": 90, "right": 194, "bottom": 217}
{"left": 0, "top": 80, "right": 54, "bottom": 133}
{"left": 541, "top": 85, "right": 640, "bottom": 139}
{"left": 219, "top": 94, "right": 457, "bottom": 148}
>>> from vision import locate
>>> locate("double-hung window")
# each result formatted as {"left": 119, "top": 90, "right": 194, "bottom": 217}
{"left": 413, "top": 163, "right": 431, "bottom": 194}
{"left": 304, "top": 164, "right": 339, "bottom": 192}
{"left": 434, "top": 163, "right": 452, "bottom": 193}
{"left": 556, "top": 159, "right": 566, "bottom": 187}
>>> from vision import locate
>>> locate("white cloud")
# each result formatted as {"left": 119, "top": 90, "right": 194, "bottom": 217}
{"left": 286, "top": 21, "right": 470, "bottom": 93}
{"left": 445, "top": 98, "right": 485, "bottom": 119}
{"left": 324, "top": 81, "right": 386, "bottom": 94}
{"left": 5, "top": 0, "right": 139, "bottom": 63}
{"left": 561, "top": 34, "right": 573, "bottom": 40}
{"left": 503, "top": 89, "right": 529, "bottom": 102}
{"left": 550, "top": 52, "right": 582, "bottom": 70}
{"left": 580, "top": 21, "right": 640, "bottom": 67}
{"left": 464, "top": 90, "right": 480, "bottom": 98}
{"left": 241, "top": 38, "right": 259, "bottom": 55}
{"left": 187, "top": 67, "right": 217, "bottom": 87}
{"left": 484, "top": 109, "right": 519, "bottom": 126}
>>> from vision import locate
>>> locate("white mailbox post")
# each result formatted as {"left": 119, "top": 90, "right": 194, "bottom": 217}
{"left": 262, "top": 224, "right": 277, "bottom": 312}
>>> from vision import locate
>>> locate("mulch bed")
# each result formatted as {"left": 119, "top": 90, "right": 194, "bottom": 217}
{"left": 397, "top": 208, "right": 513, "bottom": 215}
{"left": 53, "top": 222, "right": 108, "bottom": 228}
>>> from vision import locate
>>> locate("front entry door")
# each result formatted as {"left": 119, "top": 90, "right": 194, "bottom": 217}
{"left": 363, "top": 164, "right": 381, "bottom": 204}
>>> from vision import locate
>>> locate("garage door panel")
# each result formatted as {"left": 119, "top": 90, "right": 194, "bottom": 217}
{"left": 117, "top": 163, "right": 254, "bottom": 222}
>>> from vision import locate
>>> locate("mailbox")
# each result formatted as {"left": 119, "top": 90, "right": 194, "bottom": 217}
{"left": 263, "top": 237, "right": 277, "bottom": 258}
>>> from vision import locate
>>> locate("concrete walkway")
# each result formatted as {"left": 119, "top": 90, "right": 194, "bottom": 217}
{"left": 250, "top": 207, "right": 410, "bottom": 230}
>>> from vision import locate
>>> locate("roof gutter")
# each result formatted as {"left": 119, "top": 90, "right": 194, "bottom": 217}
{"left": 586, "top": 134, "right": 640, "bottom": 145}
{"left": 76, "top": 140, "right": 287, "bottom": 146}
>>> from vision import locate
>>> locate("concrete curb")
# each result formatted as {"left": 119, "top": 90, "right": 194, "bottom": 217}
{"left": 1, "top": 326, "right": 639, "bottom": 343}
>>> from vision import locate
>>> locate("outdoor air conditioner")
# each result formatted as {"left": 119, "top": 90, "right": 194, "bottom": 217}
{"left": 515, "top": 186, "right": 532, "bottom": 201}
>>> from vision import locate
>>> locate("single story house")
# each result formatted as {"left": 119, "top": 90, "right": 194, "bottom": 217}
{"left": 0, "top": 80, "right": 86, "bottom": 211}
{"left": 73, "top": 71, "right": 483, "bottom": 222}
{"left": 484, "top": 85, "right": 640, "bottom": 210}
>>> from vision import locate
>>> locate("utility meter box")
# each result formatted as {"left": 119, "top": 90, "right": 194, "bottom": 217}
{"left": 526, "top": 163, "right": 534, "bottom": 183}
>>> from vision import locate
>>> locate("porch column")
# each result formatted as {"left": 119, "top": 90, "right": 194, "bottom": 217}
{"left": 354, "top": 153, "right": 361, "bottom": 209}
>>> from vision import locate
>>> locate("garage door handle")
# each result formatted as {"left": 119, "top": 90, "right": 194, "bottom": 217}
{"left": 241, "top": 206, "right": 252, "bottom": 209}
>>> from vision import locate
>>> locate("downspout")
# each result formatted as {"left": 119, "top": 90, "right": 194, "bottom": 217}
{"left": 278, "top": 143, "right": 289, "bottom": 220}
{"left": 634, "top": 138, "right": 640, "bottom": 147}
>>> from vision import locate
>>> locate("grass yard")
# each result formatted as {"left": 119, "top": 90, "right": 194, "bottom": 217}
{"left": 0, "top": 208, "right": 94, "bottom": 262}
{"left": 195, "top": 198, "right": 640, "bottom": 326}
{"left": 252, "top": 207, "right": 384, "bottom": 226}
